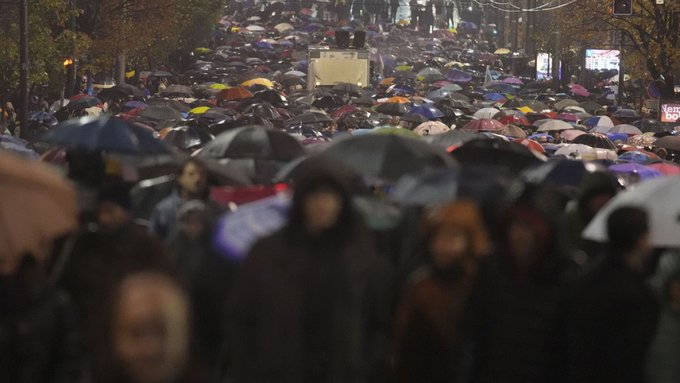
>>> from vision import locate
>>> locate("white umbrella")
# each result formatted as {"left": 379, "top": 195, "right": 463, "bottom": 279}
{"left": 560, "top": 129, "right": 586, "bottom": 142}
{"left": 591, "top": 125, "right": 613, "bottom": 134}
{"left": 473, "top": 107, "right": 500, "bottom": 120}
{"left": 246, "top": 25, "right": 266, "bottom": 32}
{"left": 594, "top": 115, "right": 615, "bottom": 128}
{"left": 583, "top": 176, "right": 680, "bottom": 247}
{"left": 274, "top": 23, "right": 294, "bottom": 33}
{"left": 537, "top": 120, "right": 573, "bottom": 132}
{"left": 413, "top": 121, "right": 450, "bottom": 136}
{"left": 609, "top": 124, "right": 643, "bottom": 135}
{"left": 562, "top": 106, "right": 587, "bottom": 114}
{"left": 555, "top": 144, "right": 618, "bottom": 161}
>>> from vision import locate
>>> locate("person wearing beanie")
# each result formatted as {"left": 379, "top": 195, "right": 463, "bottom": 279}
{"left": 566, "top": 206, "right": 659, "bottom": 383}
{"left": 393, "top": 200, "right": 490, "bottom": 383}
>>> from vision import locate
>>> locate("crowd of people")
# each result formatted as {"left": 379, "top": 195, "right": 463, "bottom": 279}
{"left": 2, "top": 2, "right": 680, "bottom": 383}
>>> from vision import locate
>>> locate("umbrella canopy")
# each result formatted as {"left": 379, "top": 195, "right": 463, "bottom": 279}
{"left": 497, "top": 114, "right": 530, "bottom": 127}
{"left": 499, "top": 125, "right": 528, "bottom": 139}
{"left": 628, "top": 134, "right": 658, "bottom": 147}
{"left": 140, "top": 105, "right": 184, "bottom": 121}
{"left": 97, "top": 83, "right": 144, "bottom": 100}
{"left": 375, "top": 102, "right": 410, "bottom": 116}
{"left": 583, "top": 115, "right": 615, "bottom": 128}
{"left": 473, "top": 107, "right": 501, "bottom": 119}
{"left": 242, "top": 78, "right": 274, "bottom": 88}
{"left": 554, "top": 99, "right": 579, "bottom": 111}
{"left": 571, "top": 133, "right": 617, "bottom": 150}
{"left": 413, "top": 121, "right": 450, "bottom": 136}
{"left": 424, "top": 129, "right": 482, "bottom": 151}
{"left": 450, "top": 138, "right": 545, "bottom": 174}
{"left": 285, "top": 112, "right": 333, "bottom": 126}
{"left": 0, "top": 151, "right": 77, "bottom": 262}
{"left": 608, "top": 163, "right": 662, "bottom": 181}
{"left": 648, "top": 162, "right": 680, "bottom": 176}
{"left": 537, "top": 120, "right": 573, "bottom": 132}
{"left": 461, "top": 119, "right": 506, "bottom": 133}
{"left": 583, "top": 176, "right": 680, "bottom": 247}
{"left": 560, "top": 129, "right": 587, "bottom": 142}
{"left": 160, "top": 85, "right": 194, "bottom": 98}
{"left": 198, "top": 126, "right": 304, "bottom": 161}
{"left": 385, "top": 96, "right": 411, "bottom": 104}
{"left": 609, "top": 124, "right": 643, "bottom": 135}
{"left": 41, "top": 116, "right": 171, "bottom": 154}
{"left": 401, "top": 113, "right": 430, "bottom": 124}
{"left": 161, "top": 125, "right": 214, "bottom": 152}
{"left": 332, "top": 83, "right": 363, "bottom": 95}
{"left": 652, "top": 136, "right": 680, "bottom": 151}
{"left": 218, "top": 87, "right": 254, "bottom": 101}
{"left": 446, "top": 69, "right": 473, "bottom": 83}
{"left": 554, "top": 144, "right": 618, "bottom": 161}
{"left": 408, "top": 104, "right": 444, "bottom": 119}
{"left": 391, "top": 168, "right": 460, "bottom": 207}
{"left": 322, "top": 134, "right": 453, "bottom": 181}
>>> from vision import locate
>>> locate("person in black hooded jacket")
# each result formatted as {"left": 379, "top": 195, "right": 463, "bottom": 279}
{"left": 228, "top": 159, "right": 393, "bottom": 383}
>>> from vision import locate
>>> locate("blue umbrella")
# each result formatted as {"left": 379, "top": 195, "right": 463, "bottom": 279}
{"left": 608, "top": 163, "right": 661, "bottom": 180}
{"left": 40, "top": 116, "right": 170, "bottom": 154}
{"left": 124, "top": 100, "right": 146, "bottom": 110}
{"left": 484, "top": 93, "right": 506, "bottom": 101}
{"left": 606, "top": 133, "right": 628, "bottom": 144}
{"left": 528, "top": 133, "right": 554, "bottom": 142}
{"left": 484, "top": 82, "right": 518, "bottom": 94}
{"left": 446, "top": 69, "right": 472, "bottom": 83}
{"left": 0, "top": 135, "right": 39, "bottom": 159}
{"left": 254, "top": 41, "right": 274, "bottom": 50}
{"left": 389, "top": 84, "right": 417, "bottom": 95}
{"left": 618, "top": 151, "right": 655, "bottom": 165}
{"left": 427, "top": 89, "right": 450, "bottom": 100}
{"left": 278, "top": 39, "right": 294, "bottom": 47}
{"left": 408, "top": 104, "right": 445, "bottom": 119}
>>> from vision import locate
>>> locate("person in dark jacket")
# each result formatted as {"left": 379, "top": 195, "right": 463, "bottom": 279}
{"left": 393, "top": 201, "right": 490, "bottom": 383}
{"left": 647, "top": 270, "right": 680, "bottom": 383}
{"left": 0, "top": 254, "right": 81, "bottom": 383}
{"left": 228, "top": 161, "right": 392, "bottom": 383}
{"left": 567, "top": 206, "right": 659, "bottom": 383}
{"left": 57, "top": 183, "right": 174, "bottom": 354}
{"left": 468, "top": 205, "right": 572, "bottom": 383}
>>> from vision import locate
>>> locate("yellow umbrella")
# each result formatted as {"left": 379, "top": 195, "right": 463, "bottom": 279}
{"left": 495, "top": 48, "right": 512, "bottom": 55}
{"left": 386, "top": 96, "right": 410, "bottom": 104}
{"left": 242, "top": 78, "right": 274, "bottom": 88}
{"left": 517, "top": 106, "right": 534, "bottom": 114}
{"left": 190, "top": 106, "right": 211, "bottom": 114}
{"left": 448, "top": 28, "right": 457, "bottom": 33}
{"left": 398, "top": 19, "right": 410, "bottom": 26}
{"left": 210, "top": 83, "right": 228, "bottom": 90}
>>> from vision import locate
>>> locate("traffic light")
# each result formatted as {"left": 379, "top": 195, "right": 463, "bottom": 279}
{"left": 613, "top": 0, "right": 632, "bottom": 16}
{"left": 63, "top": 58, "right": 74, "bottom": 67}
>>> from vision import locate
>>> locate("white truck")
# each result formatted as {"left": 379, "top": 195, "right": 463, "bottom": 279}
{"left": 307, "top": 46, "right": 370, "bottom": 91}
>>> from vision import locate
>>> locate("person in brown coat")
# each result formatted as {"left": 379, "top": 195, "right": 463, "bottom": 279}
{"left": 393, "top": 200, "right": 490, "bottom": 383}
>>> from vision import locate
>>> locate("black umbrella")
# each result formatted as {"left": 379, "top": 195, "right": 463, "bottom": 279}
{"left": 401, "top": 113, "right": 430, "bottom": 124}
{"left": 450, "top": 138, "right": 545, "bottom": 174}
{"left": 285, "top": 112, "right": 333, "bottom": 126}
{"left": 160, "top": 85, "right": 194, "bottom": 98}
{"left": 198, "top": 125, "right": 304, "bottom": 161}
{"left": 242, "top": 102, "right": 282, "bottom": 120}
{"left": 322, "top": 134, "right": 453, "bottom": 181}
{"left": 650, "top": 136, "right": 680, "bottom": 151}
{"left": 140, "top": 105, "right": 184, "bottom": 121}
{"left": 162, "top": 125, "right": 214, "bottom": 152}
{"left": 67, "top": 95, "right": 101, "bottom": 110}
{"left": 149, "top": 71, "right": 173, "bottom": 78}
{"left": 312, "top": 95, "right": 343, "bottom": 109}
{"left": 375, "top": 102, "right": 410, "bottom": 116}
{"left": 424, "top": 129, "right": 482, "bottom": 150}
{"left": 98, "top": 83, "right": 144, "bottom": 100}
{"left": 254, "top": 89, "right": 289, "bottom": 107}
{"left": 146, "top": 98, "right": 191, "bottom": 113}
{"left": 571, "top": 133, "right": 617, "bottom": 150}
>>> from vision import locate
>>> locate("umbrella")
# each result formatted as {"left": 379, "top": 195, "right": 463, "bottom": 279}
{"left": 483, "top": 93, "right": 506, "bottom": 102}
{"left": 513, "top": 138, "right": 544, "bottom": 153}
{"left": 322, "top": 134, "right": 453, "bottom": 181}
{"left": 198, "top": 126, "right": 304, "bottom": 161}
{"left": 242, "top": 103, "right": 282, "bottom": 120}
{"left": 648, "top": 162, "right": 680, "bottom": 176}
{"left": 391, "top": 168, "right": 460, "bottom": 207}
{"left": 0, "top": 135, "right": 39, "bottom": 159}
{"left": 242, "top": 78, "right": 274, "bottom": 88}
{"left": 189, "top": 106, "right": 211, "bottom": 115}
{"left": 473, "top": 107, "right": 501, "bottom": 120}
{"left": 28, "top": 111, "right": 58, "bottom": 126}
{"left": 461, "top": 119, "right": 506, "bottom": 133}
{"left": 554, "top": 99, "right": 580, "bottom": 111}
{"left": 424, "top": 129, "right": 482, "bottom": 151}
{"left": 499, "top": 125, "right": 528, "bottom": 139}
{"left": 146, "top": 98, "right": 191, "bottom": 113}
{"left": 521, "top": 100, "right": 549, "bottom": 112}
{"left": 613, "top": 109, "right": 641, "bottom": 119}
{"left": 446, "top": 69, "right": 473, "bottom": 83}
{"left": 161, "top": 126, "right": 214, "bottom": 152}
{"left": 218, "top": 87, "right": 254, "bottom": 101}
{"left": 652, "top": 136, "right": 680, "bottom": 151}
{"left": 0, "top": 151, "right": 77, "bottom": 261}
{"left": 521, "top": 160, "right": 593, "bottom": 192}
{"left": 450, "top": 138, "right": 545, "bottom": 174}
{"left": 66, "top": 95, "right": 101, "bottom": 110}
{"left": 97, "top": 83, "right": 144, "bottom": 100}
{"left": 495, "top": 48, "right": 511, "bottom": 55}
{"left": 609, "top": 124, "right": 643, "bottom": 135}
{"left": 569, "top": 84, "right": 590, "bottom": 97}
{"left": 572, "top": 133, "right": 617, "bottom": 150}
{"left": 554, "top": 144, "right": 618, "bottom": 161}
{"left": 140, "top": 105, "right": 184, "bottom": 121}
{"left": 254, "top": 89, "right": 289, "bottom": 106}
{"left": 537, "top": 120, "right": 573, "bottom": 132}
{"left": 40, "top": 116, "right": 171, "bottom": 154}
{"left": 441, "top": 83, "right": 463, "bottom": 92}
{"left": 401, "top": 113, "right": 430, "bottom": 124}
{"left": 560, "top": 129, "right": 587, "bottom": 142}
{"left": 497, "top": 114, "right": 530, "bottom": 127}
{"left": 562, "top": 106, "right": 587, "bottom": 114}
{"left": 375, "top": 102, "right": 410, "bottom": 116}
{"left": 617, "top": 150, "right": 658, "bottom": 165}
{"left": 628, "top": 134, "right": 657, "bottom": 147}
{"left": 385, "top": 96, "right": 411, "bottom": 104}
{"left": 579, "top": 101, "right": 604, "bottom": 114}
{"left": 583, "top": 176, "right": 680, "bottom": 247}
{"left": 502, "top": 77, "right": 523, "bottom": 85}
{"left": 413, "top": 121, "right": 450, "bottom": 136}
{"left": 285, "top": 112, "right": 333, "bottom": 126}
{"left": 583, "top": 115, "right": 615, "bottom": 128}
{"left": 160, "top": 85, "right": 194, "bottom": 98}
{"left": 408, "top": 104, "right": 444, "bottom": 119}
{"left": 557, "top": 113, "right": 580, "bottom": 123}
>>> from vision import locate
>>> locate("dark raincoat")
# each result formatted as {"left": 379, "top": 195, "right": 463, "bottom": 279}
{"left": 228, "top": 164, "right": 392, "bottom": 383}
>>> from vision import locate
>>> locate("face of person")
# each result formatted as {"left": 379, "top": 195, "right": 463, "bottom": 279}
{"left": 302, "top": 189, "right": 343, "bottom": 234}
{"left": 507, "top": 220, "right": 538, "bottom": 265}
{"left": 112, "top": 275, "right": 189, "bottom": 383}
{"left": 178, "top": 162, "right": 207, "bottom": 197}
{"left": 429, "top": 227, "right": 469, "bottom": 270}
{"left": 98, "top": 202, "right": 131, "bottom": 233}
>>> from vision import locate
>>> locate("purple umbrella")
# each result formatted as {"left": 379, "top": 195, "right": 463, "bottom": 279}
{"left": 408, "top": 104, "right": 445, "bottom": 119}
{"left": 608, "top": 163, "right": 662, "bottom": 180}
{"left": 502, "top": 77, "right": 523, "bottom": 85}
{"left": 446, "top": 69, "right": 473, "bottom": 83}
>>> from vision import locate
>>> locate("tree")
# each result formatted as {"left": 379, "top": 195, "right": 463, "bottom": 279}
{"left": 551, "top": 1, "right": 680, "bottom": 97}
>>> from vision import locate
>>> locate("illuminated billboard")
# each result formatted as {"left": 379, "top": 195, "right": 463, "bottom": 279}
{"left": 585, "top": 49, "right": 620, "bottom": 71}
{"left": 536, "top": 52, "right": 552, "bottom": 80}
{"left": 659, "top": 100, "right": 680, "bottom": 123}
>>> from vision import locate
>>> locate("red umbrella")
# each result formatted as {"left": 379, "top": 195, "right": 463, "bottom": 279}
{"left": 557, "top": 113, "right": 580, "bottom": 122}
{"left": 218, "top": 87, "right": 254, "bottom": 101}
{"left": 514, "top": 138, "right": 545, "bottom": 153}
{"left": 497, "top": 114, "right": 530, "bottom": 127}
{"left": 648, "top": 162, "right": 680, "bottom": 176}
{"left": 331, "top": 105, "right": 358, "bottom": 119}
{"left": 461, "top": 119, "right": 506, "bottom": 132}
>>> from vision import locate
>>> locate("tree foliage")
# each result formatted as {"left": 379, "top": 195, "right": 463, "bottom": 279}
{"left": 549, "top": 0, "right": 680, "bottom": 97}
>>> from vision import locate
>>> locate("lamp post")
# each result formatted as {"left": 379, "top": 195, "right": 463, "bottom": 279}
{"left": 19, "top": 0, "right": 28, "bottom": 139}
